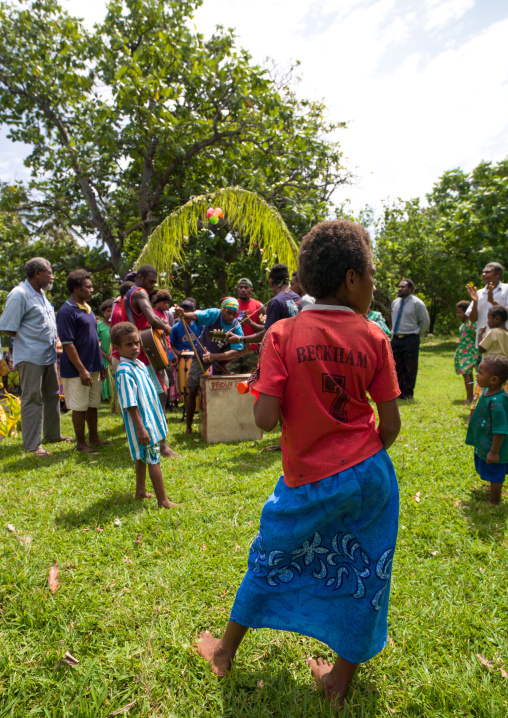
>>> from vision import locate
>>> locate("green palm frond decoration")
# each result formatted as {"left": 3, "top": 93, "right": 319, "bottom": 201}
{"left": 135, "top": 187, "right": 298, "bottom": 275}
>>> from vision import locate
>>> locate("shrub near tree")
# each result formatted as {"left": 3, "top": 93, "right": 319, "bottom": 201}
{"left": 0, "top": 0, "right": 350, "bottom": 282}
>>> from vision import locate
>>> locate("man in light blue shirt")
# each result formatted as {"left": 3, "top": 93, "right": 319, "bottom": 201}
{"left": 0, "top": 257, "right": 71, "bottom": 455}
{"left": 390, "top": 278, "right": 430, "bottom": 400}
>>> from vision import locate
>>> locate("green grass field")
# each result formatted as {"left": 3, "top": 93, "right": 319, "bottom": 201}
{"left": 1, "top": 337, "right": 507, "bottom": 717}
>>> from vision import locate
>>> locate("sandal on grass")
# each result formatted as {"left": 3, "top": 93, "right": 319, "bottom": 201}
{"left": 30, "top": 448, "right": 52, "bottom": 457}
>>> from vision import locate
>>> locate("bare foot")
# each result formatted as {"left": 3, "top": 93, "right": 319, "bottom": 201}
{"left": 184, "top": 427, "right": 192, "bottom": 435}
{"left": 76, "top": 444, "right": 100, "bottom": 455}
{"left": 160, "top": 446, "right": 181, "bottom": 458}
{"left": 195, "top": 631, "right": 232, "bottom": 677}
{"left": 136, "top": 492, "right": 155, "bottom": 500}
{"left": 308, "top": 657, "right": 347, "bottom": 706}
{"left": 158, "top": 499, "right": 179, "bottom": 510}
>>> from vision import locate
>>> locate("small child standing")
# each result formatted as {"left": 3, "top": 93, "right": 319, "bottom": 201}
{"left": 466, "top": 356, "right": 508, "bottom": 505}
{"left": 478, "top": 305, "right": 508, "bottom": 358}
{"left": 111, "top": 322, "right": 176, "bottom": 509}
{"left": 454, "top": 300, "right": 478, "bottom": 404}
{"left": 196, "top": 220, "right": 401, "bottom": 706}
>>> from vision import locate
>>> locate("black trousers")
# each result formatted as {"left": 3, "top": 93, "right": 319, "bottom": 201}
{"left": 391, "top": 334, "right": 420, "bottom": 399}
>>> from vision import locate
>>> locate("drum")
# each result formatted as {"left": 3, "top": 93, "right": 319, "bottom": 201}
{"left": 178, "top": 351, "right": 200, "bottom": 411}
{"left": 178, "top": 351, "right": 194, "bottom": 395}
{"left": 140, "top": 327, "right": 170, "bottom": 371}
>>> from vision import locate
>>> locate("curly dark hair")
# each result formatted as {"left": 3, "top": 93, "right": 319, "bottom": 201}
{"left": 137, "top": 264, "right": 157, "bottom": 278}
{"left": 100, "top": 299, "right": 114, "bottom": 313}
{"left": 482, "top": 355, "right": 508, "bottom": 385}
{"left": 298, "top": 220, "right": 372, "bottom": 298}
{"left": 110, "top": 322, "right": 139, "bottom": 347}
{"left": 456, "top": 300, "right": 470, "bottom": 312}
{"left": 268, "top": 264, "right": 290, "bottom": 284}
{"left": 400, "top": 278, "right": 414, "bottom": 291}
{"left": 66, "top": 269, "right": 91, "bottom": 295}
{"left": 488, "top": 305, "right": 508, "bottom": 323}
{"left": 119, "top": 281, "right": 134, "bottom": 297}
{"left": 154, "top": 289, "right": 172, "bottom": 304}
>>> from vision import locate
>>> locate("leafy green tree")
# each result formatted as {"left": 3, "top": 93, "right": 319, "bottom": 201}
{"left": 0, "top": 0, "right": 349, "bottom": 277}
{"left": 0, "top": 183, "right": 116, "bottom": 313}
{"left": 373, "top": 158, "right": 508, "bottom": 333}
{"left": 428, "top": 159, "right": 508, "bottom": 276}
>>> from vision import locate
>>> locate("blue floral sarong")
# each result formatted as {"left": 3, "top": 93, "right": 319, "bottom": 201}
{"left": 230, "top": 448, "right": 399, "bottom": 664}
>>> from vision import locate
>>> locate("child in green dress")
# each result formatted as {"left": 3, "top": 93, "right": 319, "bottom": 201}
{"left": 455, "top": 300, "right": 478, "bottom": 405}
{"left": 97, "top": 299, "right": 113, "bottom": 400}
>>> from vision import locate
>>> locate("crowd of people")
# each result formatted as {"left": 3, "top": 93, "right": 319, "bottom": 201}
{"left": 1, "top": 223, "right": 508, "bottom": 706}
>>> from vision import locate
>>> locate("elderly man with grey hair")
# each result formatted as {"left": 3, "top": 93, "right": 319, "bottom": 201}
{"left": 0, "top": 257, "right": 72, "bottom": 456}
{"left": 466, "top": 262, "right": 508, "bottom": 348}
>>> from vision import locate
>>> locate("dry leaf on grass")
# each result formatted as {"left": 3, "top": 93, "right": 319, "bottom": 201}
{"left": 108, "top": 700, "right": 137, "bottom": 715}
{"left": 48, "top": 561, "right": 60, "bottom": 594}
{"left": 114, "top": 518, "right": 121, "bottom": 527}
{"left": 430, "top": 550, "right": 439, "bottom": 556}
{"left": 476, "top": 653, "right": 507, "bottom": 678}
{"left": 54, "top": 651, "right": 79, "bottom": 669}
{"left": 96, "top": 527, "right": 104, "bottom": 533}
{"left": 413, "top": 492, "right": 421, "bottom": 503}
{"left": 6, "top": 524, "right": 16, "bottom": 533}
{"left": 134, "top": 534, "right": 142, "bottom": 543}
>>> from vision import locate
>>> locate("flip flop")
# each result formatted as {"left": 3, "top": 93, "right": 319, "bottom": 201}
{"left": 30, "top": 448, "right": 52, "bottom": 457}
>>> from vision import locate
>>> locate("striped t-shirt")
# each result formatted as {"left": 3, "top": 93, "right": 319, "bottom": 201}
{"left": 115, "top": 357, "right": 167, "bottom": 461}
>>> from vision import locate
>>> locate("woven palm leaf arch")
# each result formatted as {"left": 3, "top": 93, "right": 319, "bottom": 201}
{"left": 135, "top": 187, "right": 299, "bottom": 278}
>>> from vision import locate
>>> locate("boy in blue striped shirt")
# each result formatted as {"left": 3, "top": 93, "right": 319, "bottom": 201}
{"left": 112, "top": 322, "right": 176, "bottom": 509}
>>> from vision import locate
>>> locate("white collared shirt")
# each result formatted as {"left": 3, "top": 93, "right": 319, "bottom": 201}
{"left": 466, "top": 281, "right": 508, "bottom": 347}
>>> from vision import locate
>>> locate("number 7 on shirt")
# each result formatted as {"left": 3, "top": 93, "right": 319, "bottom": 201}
{"left": 322, "top": 373, "right": 349, "bottom": 423}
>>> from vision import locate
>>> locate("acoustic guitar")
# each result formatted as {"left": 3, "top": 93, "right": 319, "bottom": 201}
{"left": 139, "top": 327, "right": 171, "bottom": 371}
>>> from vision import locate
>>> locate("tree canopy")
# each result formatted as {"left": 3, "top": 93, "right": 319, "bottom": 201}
{"left": 0, "top": 0, "right": 349, "bottom": 279}
{"left": 373, "top": 158, "right": 508, "bottom": 332}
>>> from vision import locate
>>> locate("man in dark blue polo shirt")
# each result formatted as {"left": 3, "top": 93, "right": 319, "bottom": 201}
{"left": 57, "top": 270, "right": 109, "bottom": 454}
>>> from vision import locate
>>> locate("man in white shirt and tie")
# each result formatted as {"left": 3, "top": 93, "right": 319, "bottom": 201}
{"left": 391, "top": 278, "right": 430, "bottom": 400}
{"left": 465, "top": 262, "right": 508, "bottom": 348}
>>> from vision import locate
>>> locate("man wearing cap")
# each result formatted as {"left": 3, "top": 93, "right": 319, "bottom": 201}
{"left": 226, "top": 263, "right": 300, "bottom": 349}
{"left": 226, "top": 278, "right": 267, "bottom": 374}
{"left": 174, "top": 297, "right": 245, "bottom": 434}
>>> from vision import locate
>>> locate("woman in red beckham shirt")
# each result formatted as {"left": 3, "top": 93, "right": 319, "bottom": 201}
{"left": 196, "top": 220, "right": 401, "bottom": 707}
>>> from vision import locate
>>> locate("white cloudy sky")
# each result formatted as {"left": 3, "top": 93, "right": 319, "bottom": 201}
{"left": 1, "top": 0, "right": 507, "bottom": 217}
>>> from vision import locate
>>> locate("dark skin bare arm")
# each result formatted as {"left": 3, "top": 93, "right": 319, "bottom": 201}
{"left": 63, "top": 344, "right": 107, "bottom": 385}
{"left": 132, "top": 289, "right": 170, "bottom": 334}
{"left": 174, "top": 308, "right": 197, "bottom": 323}
{"left": 465, "top": 284, "right": 479, "bottom": 322}
{"left": 376, "top": 398, "right": 401, "bottom": 449}
{"left": 487, "top": 434, "right": 504, "bottom": 464}
{"left": 62, "top": 344, "right": 92, "bottom": 386}
{"left": 127, "top": 406, "right": 150, "bottom": 445}
{"left": 254, "top": 393, "right": 281, "bottom": 432}
{"left": 242, "top": 304, "right": 267, "bottom": 332}
{"left": 227, "top": 327, "right": 266, "bottom": 345}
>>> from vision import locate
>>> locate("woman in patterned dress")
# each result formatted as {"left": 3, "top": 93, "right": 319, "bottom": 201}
{"left": 455, "top": 300, "right": 479, "bottom": 404}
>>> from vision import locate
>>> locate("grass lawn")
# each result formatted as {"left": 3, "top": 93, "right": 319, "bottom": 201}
{"left": 1, "top": 337, "right": 507, "bottom": 717}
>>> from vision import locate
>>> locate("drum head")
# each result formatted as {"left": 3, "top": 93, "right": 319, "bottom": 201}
{"left": 152, "top": 329, "right": 170, "bottom": 369}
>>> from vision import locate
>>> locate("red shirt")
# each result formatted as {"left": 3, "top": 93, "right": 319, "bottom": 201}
{"left": 251, "top": 305, "right": 399, "bottom": 487}
{"left": 110, "top": 297, "right": 126, "bottom": 361}
{"left": 238, "top": 298, "right": 262, "bottom": 349}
